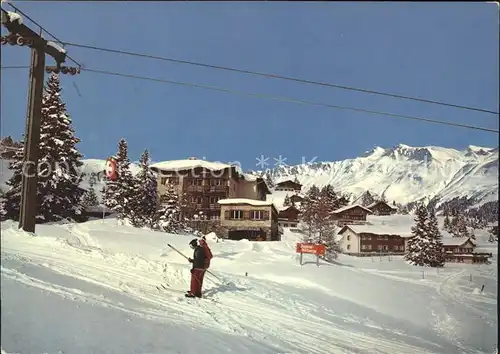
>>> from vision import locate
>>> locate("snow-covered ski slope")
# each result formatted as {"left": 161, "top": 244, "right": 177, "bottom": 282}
{"left": 1, "top": 219, "right": 497, "bottom": 354}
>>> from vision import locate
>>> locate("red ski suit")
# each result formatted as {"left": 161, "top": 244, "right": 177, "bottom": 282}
{"left": 189, "top": 245, "right": 206, "bottom": 297}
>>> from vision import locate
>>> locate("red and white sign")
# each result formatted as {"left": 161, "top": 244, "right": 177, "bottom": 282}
{"left": 105, "top": 157, "right": 118, "bottom": 181}
{"left": 296, "top": 243, "right": 326, "bottom": 256}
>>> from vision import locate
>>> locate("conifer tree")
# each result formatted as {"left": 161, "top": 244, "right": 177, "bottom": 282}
{"left": 320, "top": 185, "right": 340, "bottom": 212}
{"left": 299, "top": 185, "right": 321, "bottom": 238}
{"left": 443, "top": 207, "right": 451, "bottom": 232}
{"left": 154, "top": 182, "right": 185, "bottom": 233}
{"left": 2, "top": 73, "right": 85, "bottom": 222}
{"left": 360, "top": 191, "right": 375, "bottom": 206}
{"left": 283, "top": 194, "right": 291, "bottom": 207}
{"left": 0, "top": 142, "right": 24, "bottom": 221}
{"left": 427, "top": 208, "right": 445, "bottom": 267}
{"left": 130, "top": 149, "right": 158, "bottom": 227}
{"left": 81, "top": 172, "right": 100, "bottom": 209}
{"left": 103, "top": 138, "right": 136, "bottom": 220}
{"left": 405, "top": 204, "right": 432, "bottom": 266}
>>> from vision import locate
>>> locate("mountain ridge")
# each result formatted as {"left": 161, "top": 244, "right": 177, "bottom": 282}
{"left": 251, "top": 144, "right": 498, "bottom": 208}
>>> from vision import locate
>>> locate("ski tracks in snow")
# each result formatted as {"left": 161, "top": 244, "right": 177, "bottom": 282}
{"left": 0, "top": 225, "right": 468, "bottom": 354}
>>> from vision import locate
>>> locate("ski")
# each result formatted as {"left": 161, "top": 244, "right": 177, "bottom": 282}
{"left": 155, "top": 283, "right": 186, "bottom": 295}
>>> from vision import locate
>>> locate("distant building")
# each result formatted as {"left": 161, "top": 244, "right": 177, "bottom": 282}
{"left": 218, "top": 198, "right": 280, "bottom": 241}
{"left": 337, "top": 224, "right": 411, "bottom": 256}
{"left": 366, "top": 201, "right": 397, "bottom": 216}
{"left": 441, "top": 237, "right": 492, "bottom": 264}
{"left": 150, "top": 158, "right": 271, "bottom": 221}
{"left": 277, "top": 205, "right": 300, "bottom": 228}
{"left": 290, "top": 193, "right": 305, "bottom": 204}
{"left": 330, "top": 204, "right": 373, "bottom": 226}
{"left": 274, "top": 178, "right": 302, "bottom": 193}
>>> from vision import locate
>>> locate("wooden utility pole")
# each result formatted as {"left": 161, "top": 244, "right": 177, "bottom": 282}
{"left": 2, "top": 8, "right": 78, "bottom": 233}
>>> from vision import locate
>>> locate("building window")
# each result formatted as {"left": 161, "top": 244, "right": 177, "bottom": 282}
{"left": 210, "top": 179, "right": 223, "bottom": 186}
{"left": 250, "top": 210, "right": 264, "bottom": 220}
{"left": 230, "top": 210, "right": 243, "bottom": 219}
{"left": 347, "top": 244, "right": 351, "bottom": 250}
{"left": 189, "top": 179, "right": 203, "bottom": 186}
{"left": 347, "top": 235, "right": 351, "bottom": 241}
{"left": 209, "top": 196, "right": 220, "bottom": 204}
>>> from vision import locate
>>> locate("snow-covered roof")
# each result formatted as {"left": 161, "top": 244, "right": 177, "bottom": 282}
{"left": 366, "top": 201, "right": 396, "bottom": 210}
{"left": 275, "top": 178, "right": 302, "bottom": 186}
{"left": 277, "top": 204, "right": 300, "bottom": 212}
{"left": 442, "top": 237, "right": 476, "bottom": 247}
{"left": 339, "top": 224, "right": 413, "bottom": 238}
{"left": 218, "top": 198, "right": 274, "bottom": 207}
{"left": 150, "top": 159, "right": 233, "bottom": 173}
{"left": 332, "top": 204, "right": 373, "bottom": 214}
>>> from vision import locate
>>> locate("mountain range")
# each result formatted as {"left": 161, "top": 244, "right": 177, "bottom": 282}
{"left": 0, "top": 139, "right": 497, "bottom": 210}
{"left": 252, "top": 144, "right": 498, "bottom": 209}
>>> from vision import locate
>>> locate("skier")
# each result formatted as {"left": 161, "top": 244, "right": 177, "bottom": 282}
{"left": 186, "top": 238, "right": 206, "bottom": 298}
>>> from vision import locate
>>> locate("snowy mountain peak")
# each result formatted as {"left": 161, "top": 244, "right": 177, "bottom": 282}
{"left": 254, "top": 144, "right": 498, "bottom": 207}
{"left": 381, "top": 144, "right": 433, "bottom": 162}
{"left": 465, "top": 145, "right": 496, "bottom": 157}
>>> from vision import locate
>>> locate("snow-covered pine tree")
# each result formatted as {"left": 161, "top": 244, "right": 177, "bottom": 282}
{"left": 37, "top": 73, "right": 85, "bottom": 222}
{"left": 130, "top": 149, "right": 158, "bottom": 227}
{"left": 81, "top": 172, "right": 100, "bottom": 209}
{"left": 320, "top": 185, "right": 340, "bottom": 212}
{"left": 360, "top": 191, "right": 375, "bottom": 207}
{"left": 283, "top": 194, "right": 291, "bottom": 207}
{"left": 451, "top": 211, "right": 469, "bottom": 238}
{"left": 299, "top": 185, "right": 321, "bottom": 238}
{"left": 443, "top": 207, "right": 451, "bottom": 232}
{"left": 154, "top": 182, "right": 185, "bottom": 233}
{"left": 2, "top": 73, "right": 85, "bottom": 223}
{"left": 0, "top": 141, "right": 24, "bottom": 221}
{"left": 405, "top": 204, "right": 432, "bottom": 266}
{"left": 427, "top": 208, "right": 445, "bottom": 267}
{"left": 103, "top": 138, "right": 136, "bottom": 220}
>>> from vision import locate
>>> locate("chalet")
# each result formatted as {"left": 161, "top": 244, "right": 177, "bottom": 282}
{"left": 218, "top": 198, "right": 280, "bottom": 241}
{"left": 150, "top": 158, "right": 271, "bottom": 221}
{"left": 337, "top": 224, "right": 411, "bottom": 256}
{"left": 330, "top": 204, "right": 373, "bottom": 226}
{"left": 274, "top": 178, "right": 302, "bottom": 193}
{"left": 277, "top": 205, "right": 300, "bottom": 228}
{"left": 290, "top": 193, "right": 305, "bottom": 204}
{"left": 366, "top": 201, "right": 397, "bottom": 216}
{"left": 442, "top": 237, "right": 492, "bottom": 264}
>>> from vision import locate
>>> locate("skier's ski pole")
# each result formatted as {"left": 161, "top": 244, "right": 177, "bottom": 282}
{"left": 167, "top": 243, "right": 225, "bottom": 284}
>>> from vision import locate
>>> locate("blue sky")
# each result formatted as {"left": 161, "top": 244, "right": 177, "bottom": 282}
{"left": 1, "top": 2, "right": 498, "bottom": 171}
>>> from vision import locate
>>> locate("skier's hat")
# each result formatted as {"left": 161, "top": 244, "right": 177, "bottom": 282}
{"left": 189, "top": 239, "right": 198, "bottom": 248}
